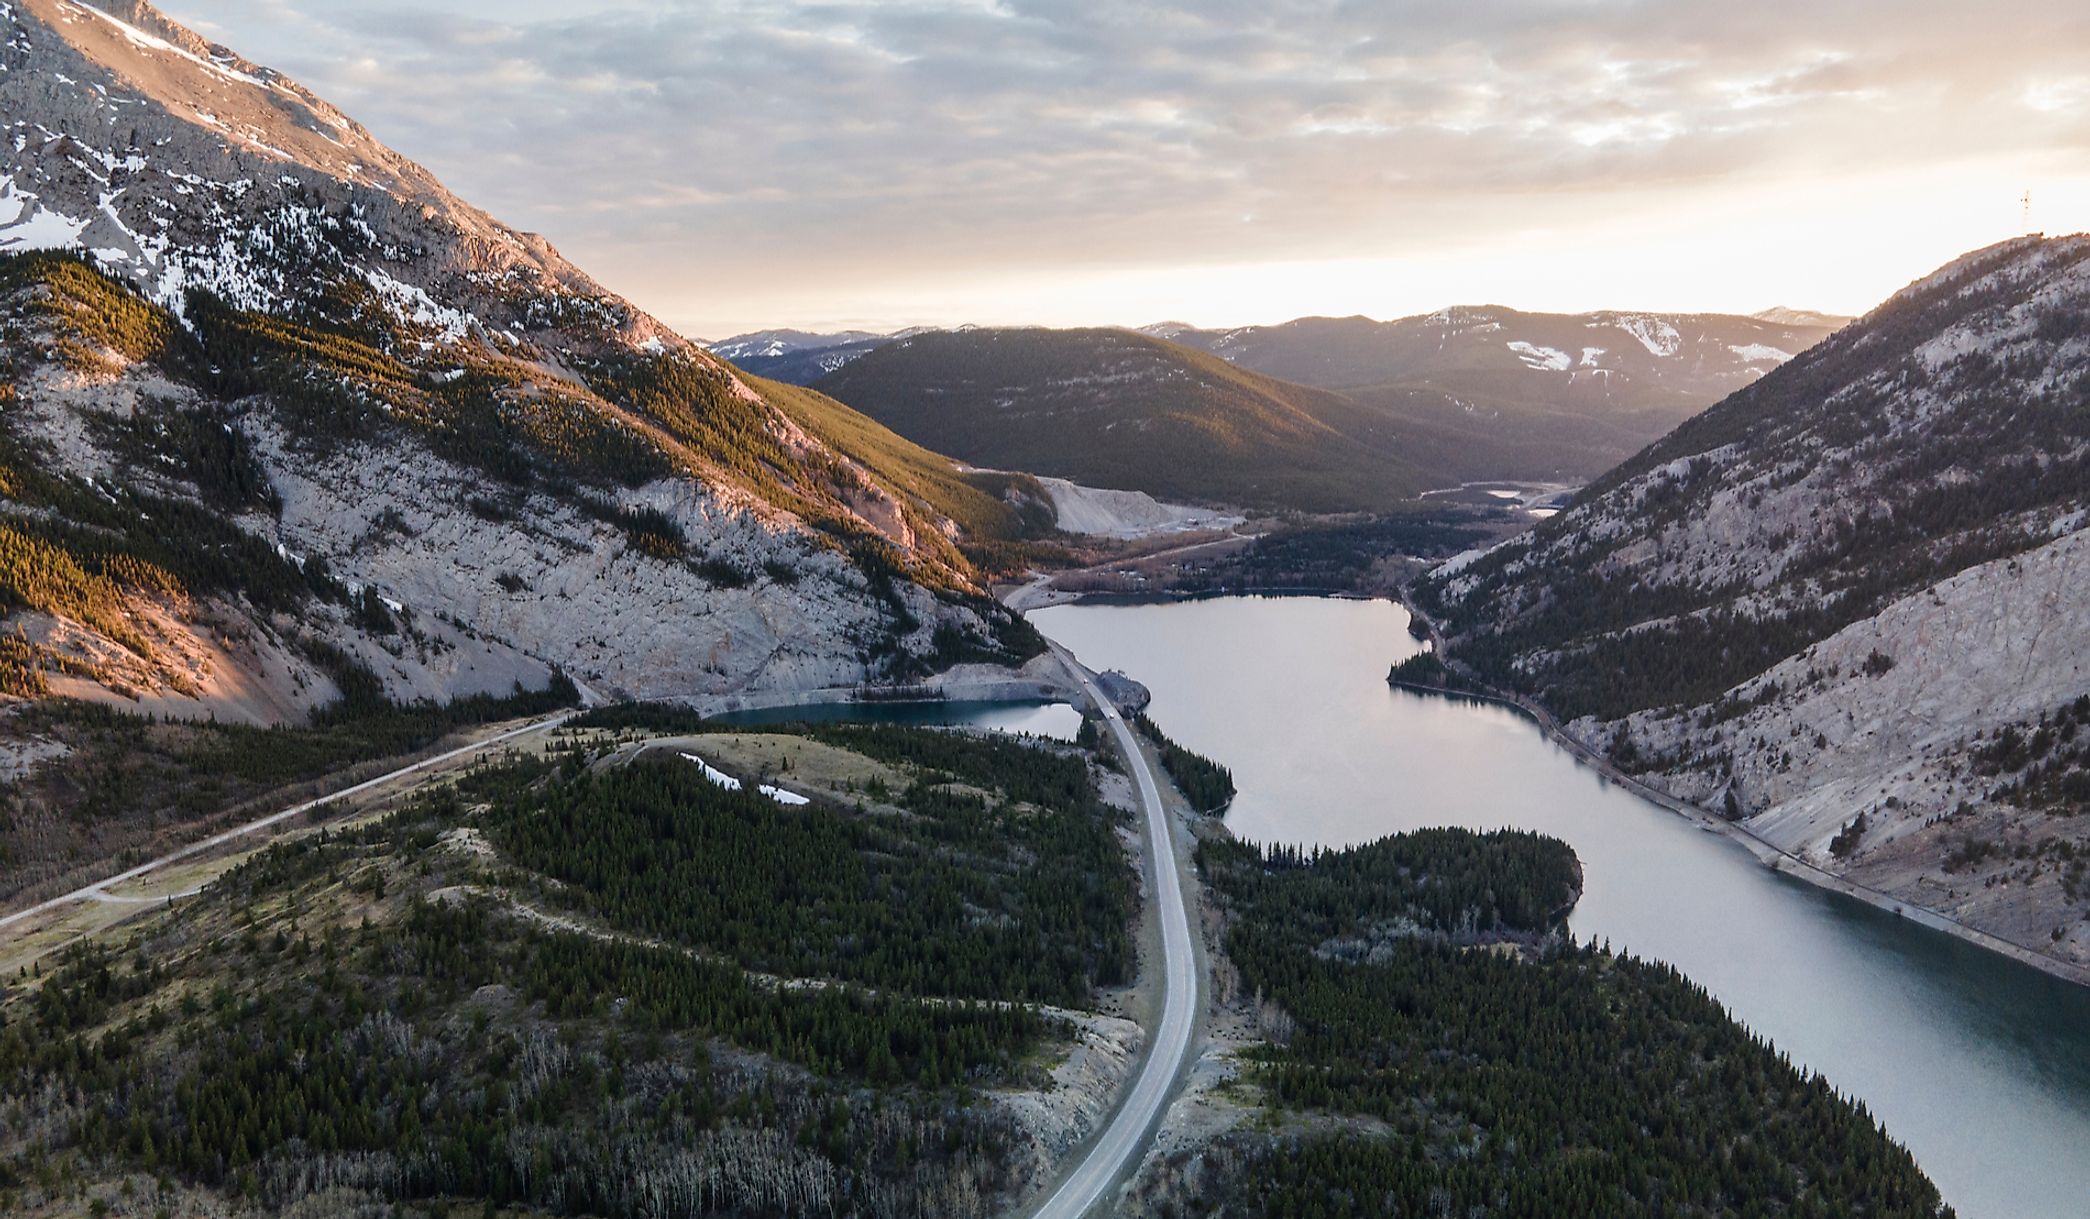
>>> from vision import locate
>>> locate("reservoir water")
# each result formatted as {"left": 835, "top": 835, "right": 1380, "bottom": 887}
{"left": 1032, "top": 594, "right": 2090, "bottom": 1219}
{"left": 712, "top": 697, "right": 1081, "bottom": 741}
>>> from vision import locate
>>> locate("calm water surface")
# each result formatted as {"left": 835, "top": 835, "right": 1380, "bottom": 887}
{"left": 712, "top": 698, "right": 1081, "bottom": 741}
{"left": 1034, "top": 595, "right": 2090, "bottom": 1219}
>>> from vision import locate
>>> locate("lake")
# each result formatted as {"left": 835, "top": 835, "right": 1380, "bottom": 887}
{"left": 1033, "top": 594, "right": 2090, "bottom": 1219}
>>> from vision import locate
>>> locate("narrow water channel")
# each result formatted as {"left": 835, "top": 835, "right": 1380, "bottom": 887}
{"left": 1032, "top": 594, "right": 2090, "bottom": 1219}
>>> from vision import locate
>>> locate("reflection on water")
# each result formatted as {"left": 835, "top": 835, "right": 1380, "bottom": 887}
{"left": 709, "top": 698, "right": 1082, "bottom": 741}
{"left": 1034, "top": 594, "right": 2090, "bottom": 1219}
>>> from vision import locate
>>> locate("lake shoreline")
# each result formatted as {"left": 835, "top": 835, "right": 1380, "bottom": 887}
{"left": 1032, "top": 592, "right": 2090, "bottom": 1218}
{"left": 1395, "top": 601, "right": 2090, "bottom": 992}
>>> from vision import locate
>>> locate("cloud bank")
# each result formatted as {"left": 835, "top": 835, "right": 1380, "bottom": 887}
{"left": 174, "top": 0, "right": 2090, "bottom": 335}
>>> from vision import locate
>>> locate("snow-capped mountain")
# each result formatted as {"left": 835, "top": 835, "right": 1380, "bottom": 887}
{"left": 1415, "top": 236, "right": 2090, "bottom": 970}
{"left": 0, "top": 0, "right": 1039, "bottom": 718}
{"left": 0, "top": 0, "right": 669, "bottom": 353}
{"left": 708, "top": 329, "right": 890, "bottom": 362}
{"left": 708, "top": 326, "right": 945, "bottom": 384}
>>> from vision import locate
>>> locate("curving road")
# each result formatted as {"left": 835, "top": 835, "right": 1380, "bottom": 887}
{"left": 1029, "top": 642, "right": 1199, "bottom": 1219}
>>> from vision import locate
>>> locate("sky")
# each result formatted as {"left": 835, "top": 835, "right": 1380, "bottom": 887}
{"left": 172, "top": 0, "right": 2090, "bottom": 340}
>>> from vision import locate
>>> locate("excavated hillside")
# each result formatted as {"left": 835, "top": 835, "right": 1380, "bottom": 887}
{"left": 1415, "top": 236, "right": 2090, "bottom": 970}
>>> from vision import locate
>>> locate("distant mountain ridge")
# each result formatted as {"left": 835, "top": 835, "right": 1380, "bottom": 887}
{"left": 0, "top": 0, "right": 1044, "bottom": 721}
{"left": 809, "top": 326, "right": 1445, "bottom": 512}
{"left": 1414, "top": 235, "right": 2090, "bottom": 972}
{"left": 1751, "top": 306, "right": 1853, "bottom": 328}
{"left": 707, "top": 326, "right": 943, "bottom": 383}
{"left": 1149, "top": 307, "right": 1842, "bottom": 484}
{"left": 793, "top": 307, "right": 1842, "bottom": 510}
{"left": 717, "top": 309, "right": 1843, "bottom": 397}
{"left": 710, "top": 328, "right": 890, "bottom": 362}
{"left": 1150, "top": 307, "right": 1831, "bottom": 385}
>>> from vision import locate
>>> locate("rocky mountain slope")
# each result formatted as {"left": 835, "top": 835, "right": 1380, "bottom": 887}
{"left": 1413, "top": 236, "right": 2090, "bottom": 970}
{"left": 0, "top": 0, "right": 1045, "bottom": 724}
{"left": 1152, "top": 308, "right": 1843, "bottom": 480}
{"left": 809, "top": 326, "right": 1459, "bottom": 512}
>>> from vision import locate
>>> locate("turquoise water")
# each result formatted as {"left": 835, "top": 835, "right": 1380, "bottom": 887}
{"left": 1034, "top": 594, "right": 2090, "bottom": 1219}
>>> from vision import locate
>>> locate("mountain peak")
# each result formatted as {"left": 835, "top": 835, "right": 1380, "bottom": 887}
{"left": 1873, "top": 233, "right": 2089, "bottom": 315}
{"left": 0, "top": 0, "right": 687, "bottom": 359}
{"left": 1750, "top": 305, "right": 1851, "bottom": 328}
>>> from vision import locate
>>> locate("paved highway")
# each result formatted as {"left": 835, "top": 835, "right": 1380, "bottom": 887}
{"left": 1029, "top": 642, "right": 1199, "bottom": 1219}
{"left": 0, "top": 709, "right": 575, "bottom": 934}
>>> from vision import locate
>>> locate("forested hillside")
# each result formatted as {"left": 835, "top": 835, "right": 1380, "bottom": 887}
{"left": 0, "top": 721, "right": 1138, "bottom": 1217}
{"left": 1133, "top": 829, "right": 1951, "bottom": 1217}
{"left": 1414, "top": 235, "right": 2090, "bottom": 972}
{"left": 812, "top": 327, "right": 1446, "bottom": 511}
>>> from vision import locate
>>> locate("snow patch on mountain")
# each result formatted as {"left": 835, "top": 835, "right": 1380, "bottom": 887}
{"left": 360, "top": 265, "right": 474, "bottom": 343}
{"left": 1506, "top": 340, "right": 1572, "bottom": 371}
{"left": 0, "top": 173, "right": 89, "bottom": 249}
{"left": 680, "top": 752, "right": 742, "bottom": 791}
{"left": 1611, "top": 315, "right": 1683, "bottom": 357}
{"left": 66, "top": 0, "right": 267, "bottom": 88}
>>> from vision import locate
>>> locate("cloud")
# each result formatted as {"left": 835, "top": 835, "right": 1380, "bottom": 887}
{"left": 177, "top": 0, "right": 2090, "bottom": 333}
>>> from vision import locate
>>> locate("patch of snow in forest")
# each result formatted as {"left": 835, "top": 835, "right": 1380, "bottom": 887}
{"left": 679, "top": 752, "right": 743, "bottom": 791}
{"left": 361, "top": 267, "right": 475, "bottom": 342}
